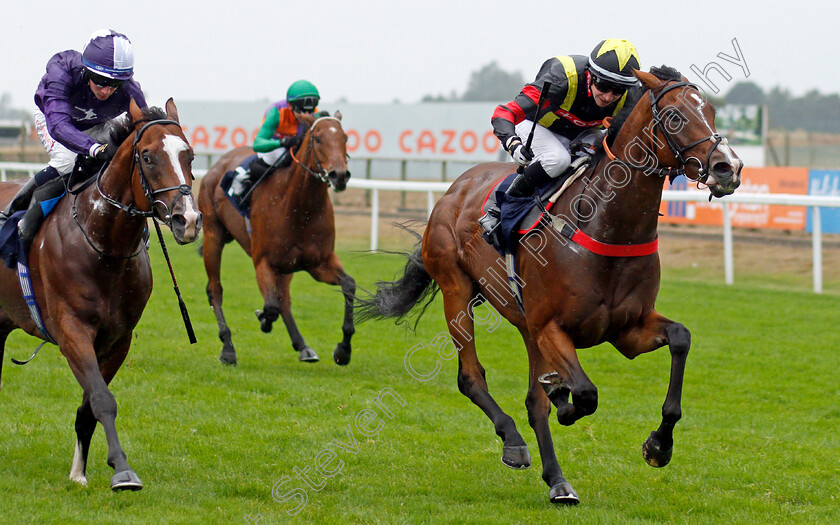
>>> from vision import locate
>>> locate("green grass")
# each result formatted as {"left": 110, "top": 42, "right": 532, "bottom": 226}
{"left": 0, "top": 235, "right": 838, "bottom": 524}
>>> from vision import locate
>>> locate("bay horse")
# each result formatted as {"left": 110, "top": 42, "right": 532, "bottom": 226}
{"left": 199, "top": 112, "right": 354, "bottom": 366}
{"left": 0, "top": 98, "right": 202, "bottom": 490}
{"left": 357, "top": 68, "right": 743, "bottom": 504}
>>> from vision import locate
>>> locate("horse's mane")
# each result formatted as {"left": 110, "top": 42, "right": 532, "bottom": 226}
{"left": 606, "top": 65, "right": 683, "bottom": 144}
{"left": 105, "top": 106, "right": 169, "bottom": 147}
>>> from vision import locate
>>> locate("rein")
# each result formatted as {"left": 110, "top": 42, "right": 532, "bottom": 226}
{"left": 601, "top": 81, "right": 726, "bottom": 183}
{"left": 289, "top": 116, "right": 343, "bottom": 183}
{"left": 73, "top": 117, "right": 197, "bottom": 343}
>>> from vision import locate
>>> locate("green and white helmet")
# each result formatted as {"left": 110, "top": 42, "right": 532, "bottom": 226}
{"left": 286, "top": 80, "right": 320, "bottom": 112}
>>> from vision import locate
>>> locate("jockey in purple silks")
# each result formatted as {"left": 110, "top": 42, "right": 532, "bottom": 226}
{"left": 1, "top": 29, "right": 147, "bottom": 246}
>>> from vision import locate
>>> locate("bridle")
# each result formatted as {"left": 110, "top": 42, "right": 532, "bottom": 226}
{"left": 74, "top": 118, "right": 193, "bottom": 258}
{"left": 96, "top": 118, "right": 193, "bottom": 224}
{"left": 604, "top": 81, "right": 727, "bottom": 183}
{"left": 289, "top": 116, "right": 348, "bottom": 184}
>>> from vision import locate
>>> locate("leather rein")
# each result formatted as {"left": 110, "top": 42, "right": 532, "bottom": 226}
{"left": 73, "top": 118, "right": 193, "bottom": 258}
{"left": 602, "top": 81, "right": 727, "bottom": 183}
{"left": 289, "top": 116, "right": 346, "bottom": 183}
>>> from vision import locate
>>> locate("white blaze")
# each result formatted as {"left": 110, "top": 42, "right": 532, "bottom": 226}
{"left": 161, "top": 134, "right": 200, "bottom": 218}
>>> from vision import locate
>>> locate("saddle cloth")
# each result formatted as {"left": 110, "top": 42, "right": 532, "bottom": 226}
{"left": 482, "top": 158, "right": 588, "bottom": 254}
{"left": 220, "top": 155, "right": 258, "bottom": 217}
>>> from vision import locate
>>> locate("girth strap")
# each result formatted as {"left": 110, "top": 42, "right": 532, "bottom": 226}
{"left": 547, "top": 216, "right": 658, "bottom": 257}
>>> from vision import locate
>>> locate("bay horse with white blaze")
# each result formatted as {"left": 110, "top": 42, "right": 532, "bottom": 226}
{"left": 357, "top": 68, "right": 743, "bottom": 504}
{"left": 0, "top": 99, "right": 202, "bottom": 490}
{"left": 199, "top": 112, "right": 354, "bottom": 366}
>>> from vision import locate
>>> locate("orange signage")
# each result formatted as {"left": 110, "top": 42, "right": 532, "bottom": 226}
{"left": 659, "top": 167, "right": 809, "bottom": 230}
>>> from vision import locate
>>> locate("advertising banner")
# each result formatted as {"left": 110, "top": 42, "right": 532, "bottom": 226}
{"left": 807, "top": 170, "right": 840, "bottom": 233}
{"left": 175, "top": 101, "right": 502, "bottom": 162}
{"left": 659, "top": 167, "right": 808, "bottom": 230}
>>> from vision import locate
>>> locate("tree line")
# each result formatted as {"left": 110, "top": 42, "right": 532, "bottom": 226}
{"left": 425, "top": 62, "right": 839, "bottom": 134}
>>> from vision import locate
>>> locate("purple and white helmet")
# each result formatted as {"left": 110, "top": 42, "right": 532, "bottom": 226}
{"left": 81, "top": 29, "right": 135, "bottom": 80}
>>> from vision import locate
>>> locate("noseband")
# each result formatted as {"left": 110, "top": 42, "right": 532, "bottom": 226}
{"left": 290, "top": 116, "right": 348, "bottom": 184}
{"left": 604, "top": 81, "right": 727, "bottom": 183}
{"left": 96, "top": 118, "right": 193, "bottom": 224}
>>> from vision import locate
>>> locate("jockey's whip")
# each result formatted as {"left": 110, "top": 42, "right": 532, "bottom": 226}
{"left": 518, "top": 81, "right": 552, "bottom": 174}
{"left": 152, "top": 220, "right": 197, "bottom": 344}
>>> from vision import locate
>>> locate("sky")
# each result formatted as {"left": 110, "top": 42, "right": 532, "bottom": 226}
{"left": 1, "top": 0, "right": 832, "bottom": 110}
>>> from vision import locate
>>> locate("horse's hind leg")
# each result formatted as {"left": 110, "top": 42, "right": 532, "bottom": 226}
{"left": 613, "top": 311, "right": 690, "bottom": 468}
{"left": 436, "top": 270, "right": 530, "bottom": 469}
{"left": 202, "top": 223, "right": 236, "bottom": 365}
{"left": 308, "top": 253, "right": 356, "bottom": 366}
{"left": 523, "top": 335, "right": 579, "bottom": 504}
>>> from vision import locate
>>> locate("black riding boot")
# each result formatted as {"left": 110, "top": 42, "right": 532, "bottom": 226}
{"left": 18, "top": 178, "right": 66, "bottom": 249}
{"left": 1, "top": 178, "right": 37, "bottom": 222}
{"left": 249, "top": 157, "right": 271, "bottom": 180}
{"left": 506, "top": 162, "right": 553, "bottom": 198}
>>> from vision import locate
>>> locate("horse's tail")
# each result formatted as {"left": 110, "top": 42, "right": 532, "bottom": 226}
{"left": 356, "top": 235, "right": 439, "bottom": 328}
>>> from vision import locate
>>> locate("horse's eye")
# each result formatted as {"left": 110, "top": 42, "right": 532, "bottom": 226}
{"left": 142, "top": 153, "right": 152, "bottom": 164}
{"left": 314, "top": 136, "right": 321, "bottom": 144}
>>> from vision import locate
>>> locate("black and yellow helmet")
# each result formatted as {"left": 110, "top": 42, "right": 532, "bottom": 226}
{"left": 588, "top": 39, "right": 640, "bottom": 86}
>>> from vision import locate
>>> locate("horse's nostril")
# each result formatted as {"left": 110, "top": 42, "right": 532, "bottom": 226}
{"left": 170, "top": 214, "right": 186, "bottom": 231}
{"left": 713, "top": 162, "right": 733, "bottom": 176}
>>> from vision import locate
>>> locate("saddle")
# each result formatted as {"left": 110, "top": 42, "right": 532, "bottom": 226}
{"left": 481, "top": 156, "right": 590, "bottom": 255}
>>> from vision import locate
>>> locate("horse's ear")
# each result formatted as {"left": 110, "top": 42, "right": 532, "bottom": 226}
{"left": 334, "top": 110, "right": 342, "bottom": 121}
{"left": 129, "top": 98, "right": 144, "bottom": 123}
{"left": 633, "top": 69, "right": 665, "bottom": 91}
{"left": 165, "top": 98, "right": 180, "bottom": 124}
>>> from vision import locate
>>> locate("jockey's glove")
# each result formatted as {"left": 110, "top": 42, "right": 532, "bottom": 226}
{"left": 505, "top": 136, "right": 533, "bottom": 166}
{"left": 92, "top": 143, "right": 117, "bottom": 161}
{"left": 279, "top": 136, "right": 302, "bottom": 149}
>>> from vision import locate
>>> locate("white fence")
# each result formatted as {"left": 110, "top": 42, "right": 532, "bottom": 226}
{"left": 3, "top": 162, "right": 840, "bottom": 293}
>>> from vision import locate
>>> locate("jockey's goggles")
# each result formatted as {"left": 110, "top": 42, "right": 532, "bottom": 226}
{"left": 291, "top": 97, "right": 319, "bottom": 113}
{"left": 88, "top": 72, "right": 125, "bottom": 89}
{"left": 591, "top": 75, "right": 627, "bottom": 96}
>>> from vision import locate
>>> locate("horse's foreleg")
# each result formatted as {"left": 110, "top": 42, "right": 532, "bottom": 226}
{"left": 535, "top": 322, "right": 598, "bottom": 426}
{"left": 308, "top": 254, "right": 355, "bottom": 366}
{"left": 62, "top": 330, "right": 141, "bottom": 491}
{"left": 524, "top": 336, "right": 579, "bottom": 504}
{"left": 613, "top": 311, "right": 690, "bottom": 468}
{"left": 254, "top": 262, "right": 317, "bottom": 362}
{"left": 69, "top": 398, "right": 96, "bottom": 486}
{"left": 202, "top": 226, "right": 236, "bottom": 365}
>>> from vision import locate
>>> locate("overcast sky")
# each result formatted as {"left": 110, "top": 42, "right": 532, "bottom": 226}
{"left": 1, "top": 0, "right": 830, "bottom": 110}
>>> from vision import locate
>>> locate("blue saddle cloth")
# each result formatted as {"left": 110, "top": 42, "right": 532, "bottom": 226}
{"left": 486, "top": 173, "right": 567, "bottom": 254}
{"left": 0, "top": 211, "right": 25, "bottom": 269}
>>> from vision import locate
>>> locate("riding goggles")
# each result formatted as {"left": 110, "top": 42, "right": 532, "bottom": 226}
{"left": 88, "top": 72, "right": 125, "bottom": 89}
{"left": 591, "top": 75, "right": 628, "bottom": 96}
{"left": 291, "top": 96, "right": 319, "bottom": 113}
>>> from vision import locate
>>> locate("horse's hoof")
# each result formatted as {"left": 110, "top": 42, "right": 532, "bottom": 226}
{"left": 111, "top": 469, "right": 143, "bottom": 491}
{"left": 333, "top": 343, "right": 351, "bottom": 366}
{"left": 255, "top": 309, "right": 273, "bottom": 333}
{"left": 501, "top": 445, "right": 531, "bottom": 469}
{"left": 556, "top": 404, "right": 578, "bottom": 426}
{"left": 642, "top": 431, "right": 673, "bottom": 468}
{"left": 299, "top": 347, "right": 319, "bottom": 363}
{"left": 548, "top": 481, "right": 579, "bottom": 505}
{"left": 219, "top": 348, "right": 237, "bottom": 366}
